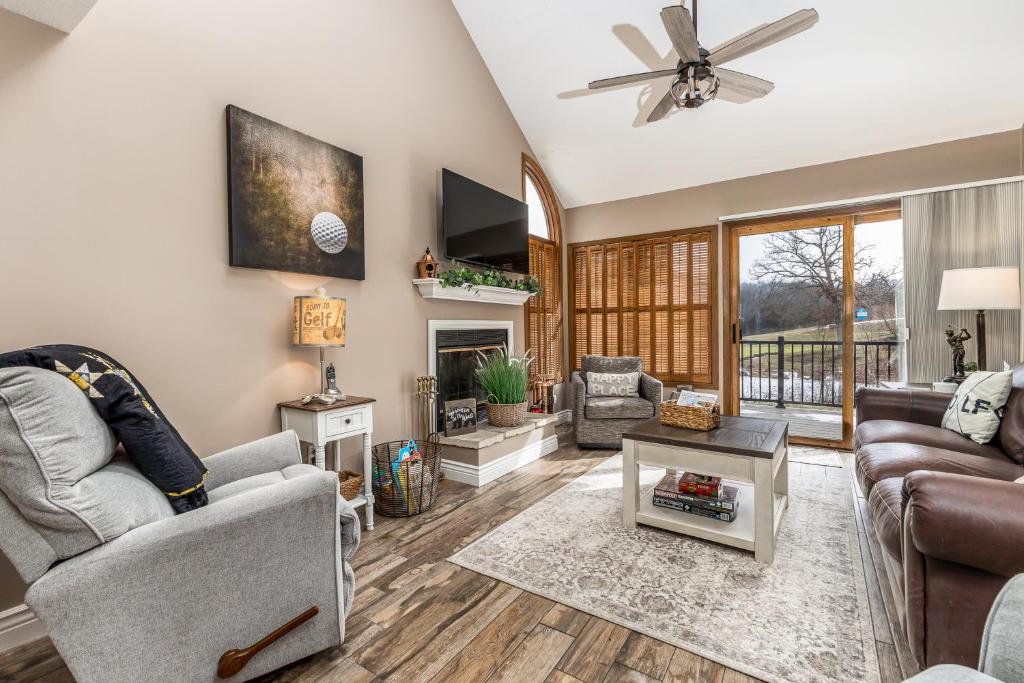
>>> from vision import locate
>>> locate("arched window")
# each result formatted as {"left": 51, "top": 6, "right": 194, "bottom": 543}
{"left": 523, "top": 154, "right": 563, "bottom": 383}
{"left": 525, "top": 173, "right": 551, "bottom": 240}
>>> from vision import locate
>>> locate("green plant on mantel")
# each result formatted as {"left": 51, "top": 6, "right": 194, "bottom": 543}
{"left": 438, "top": 264, "right": 542, "bottom": 296}
{"left": 475, "top": 345, "right": 533, "bottom": 404}
{"left": 964, "top": 361, "right": 978, "bottom": 373}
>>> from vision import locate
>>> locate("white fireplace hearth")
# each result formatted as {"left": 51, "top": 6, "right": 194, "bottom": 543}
{"left": 427, "top": 319, "right": 557, "bottom": 486}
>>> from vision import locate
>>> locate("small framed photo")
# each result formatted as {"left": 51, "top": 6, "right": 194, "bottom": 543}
{"left": 444, "top": 398, "right": 477, "bottom": 436}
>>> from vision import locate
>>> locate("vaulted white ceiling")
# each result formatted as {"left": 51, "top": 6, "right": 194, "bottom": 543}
{"left": 0, "top": 0, "right": 98, "bottom": 32}
{"left": 453, "top": 0, "right": 1024, "bottom": 208}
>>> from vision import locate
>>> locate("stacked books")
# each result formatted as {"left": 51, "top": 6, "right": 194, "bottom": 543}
{"left": 653, "top": 472, "right": 739, "bottom": 523}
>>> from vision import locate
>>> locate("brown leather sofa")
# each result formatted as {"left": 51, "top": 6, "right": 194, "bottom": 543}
{"left": 854, "top": 380, "right": 1024, "bottom": 670}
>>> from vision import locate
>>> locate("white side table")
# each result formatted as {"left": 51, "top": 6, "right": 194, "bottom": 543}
{"left": 278, "top": 396, "right": 376, "bottom": 531}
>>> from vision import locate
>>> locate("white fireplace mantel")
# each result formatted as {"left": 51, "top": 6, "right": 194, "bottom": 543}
{"left": 413, "top": 278, "right": 535, "bottom": 306}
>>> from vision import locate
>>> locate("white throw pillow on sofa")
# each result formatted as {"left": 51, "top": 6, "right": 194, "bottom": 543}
{"left": 941, "top": 370, "right": 1014, "bottom": 444}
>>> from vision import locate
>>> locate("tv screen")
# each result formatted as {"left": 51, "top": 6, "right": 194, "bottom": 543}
{"left": 442, "top": 168, "right": 529, "bottom": 274}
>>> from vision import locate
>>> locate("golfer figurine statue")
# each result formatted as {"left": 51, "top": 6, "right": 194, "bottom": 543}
{"left": 943, "top": 325, "right": 971, "bottom": 382}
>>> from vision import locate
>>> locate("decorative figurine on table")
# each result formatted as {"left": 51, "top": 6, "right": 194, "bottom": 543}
{"left": 943, "top": 324, "right": 972, "bottom": 383}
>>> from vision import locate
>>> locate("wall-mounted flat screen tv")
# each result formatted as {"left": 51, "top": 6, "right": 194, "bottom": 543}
{"left": 442, "top": 168, "right": 529, "bottom": 274}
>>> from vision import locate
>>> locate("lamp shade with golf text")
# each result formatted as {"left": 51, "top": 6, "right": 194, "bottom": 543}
{"left": 293, "top": 289, "right": 346, "bottom": 347}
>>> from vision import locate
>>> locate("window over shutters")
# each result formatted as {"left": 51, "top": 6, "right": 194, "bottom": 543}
{"left": 569, "top": 227, "right": 716, "bottom": 387}
{"left": 523, "top": 154, "right": 563, "bottom": 382}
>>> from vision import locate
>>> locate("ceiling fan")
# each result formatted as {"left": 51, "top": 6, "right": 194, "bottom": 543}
{"left": 587, "top": 1, "right": 818, "bottom": 122}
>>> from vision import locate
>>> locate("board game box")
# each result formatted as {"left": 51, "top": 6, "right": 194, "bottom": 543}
{"left": 653, "top": 473, "right": 739, "bottom": 511}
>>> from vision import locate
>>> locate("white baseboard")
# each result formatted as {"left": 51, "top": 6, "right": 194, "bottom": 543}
{"left": 0, "top": 604, "right": 45, "bottom": 654}
{"left": 556, "top": 409, "right": 572, "bottom": 424}
{"left": 441, "top": 434, "right": 559, "bottom": 487}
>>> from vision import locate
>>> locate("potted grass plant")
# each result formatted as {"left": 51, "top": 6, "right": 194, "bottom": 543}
{"left": 475, "top": 345, "right": 534, "bottom": 428}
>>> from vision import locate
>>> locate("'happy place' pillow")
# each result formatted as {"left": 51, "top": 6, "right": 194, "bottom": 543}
{"left": 586, "top": 371, "right": 640, "bottom": 397}
{"left": 941, "top": 370, "right": 1014, "bottom": 444}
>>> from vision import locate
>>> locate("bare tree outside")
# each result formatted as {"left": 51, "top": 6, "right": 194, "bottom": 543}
{"left": 749, "top": 226, "right": 897, "bottom": 336}
{"left": 737, "top": 220, "right": 904, "bottom": 427}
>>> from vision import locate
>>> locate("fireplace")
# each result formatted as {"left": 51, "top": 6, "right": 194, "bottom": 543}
{"left": 428, "top": 320, "right": 513, "bottom": 432}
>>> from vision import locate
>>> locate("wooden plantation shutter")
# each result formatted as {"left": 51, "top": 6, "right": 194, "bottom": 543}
{"left": 569, "top": 227, "right": 716, "bottom": 386}
{"left": 523, "top": 154, "right": 563, "bottom": 382}
{"left": 527, "top": 237, "right": 563, "bottom": 381}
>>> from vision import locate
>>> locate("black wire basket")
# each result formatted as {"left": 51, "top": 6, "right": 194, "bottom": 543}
{"left": 371, "top": 435, "right": 442, "bottom": 517}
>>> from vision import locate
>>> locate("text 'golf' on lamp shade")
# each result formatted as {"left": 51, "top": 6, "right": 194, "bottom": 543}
{"left": 937, "top": 267, "right": 1021, "bottom": 310}
{"left": 293, "top": 288, "right": 346, "bottom": 347}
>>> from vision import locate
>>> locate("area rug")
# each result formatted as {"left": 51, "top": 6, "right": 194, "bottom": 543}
{"left": 449, "top": 453, "right": 877, "bottom": 683}
{"left": 788, "top": 445, "right": 844, "bottom": 468}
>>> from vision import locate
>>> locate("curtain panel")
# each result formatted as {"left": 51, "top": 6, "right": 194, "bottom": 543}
{"left": 902, "top": 181, "right": 1024, "bottom": 381}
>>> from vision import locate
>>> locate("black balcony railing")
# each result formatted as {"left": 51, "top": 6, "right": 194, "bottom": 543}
{"left": 739, "top": 337, "right": 900, "bottom": 408}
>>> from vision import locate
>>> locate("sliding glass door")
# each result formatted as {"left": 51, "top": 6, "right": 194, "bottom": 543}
{"left": 853, "top": 210, "right": 905, "bottom": 391}
{"left": 725, "top": 205, "right": 902, "bottom": 448}
{"left": 733, "top": 219, "right": 849, "bottom": 444}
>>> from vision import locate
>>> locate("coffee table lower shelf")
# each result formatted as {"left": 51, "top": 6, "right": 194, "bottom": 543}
{"left": 636, "top": 482, "right": 787, "bottom": 553}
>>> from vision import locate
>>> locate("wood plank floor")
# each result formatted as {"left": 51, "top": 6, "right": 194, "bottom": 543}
{"left": 0, "top": 427, "right": 915, "bottom": 683}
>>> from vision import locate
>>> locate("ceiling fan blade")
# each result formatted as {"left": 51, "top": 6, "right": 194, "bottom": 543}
{"left": 708, "top": 9, "right": 818, "bottom": 67}
{"left": 646, "top": 89, "right": 677, "bottom": 123}
{"left": 589, "top": 68, "right": 677, "bottom": 90}
{"left": 612, "top": 24, "right": 676, "bottom": 71}
{"left": 716, "top": 68, "right": 774, "bottom": 99}
{"left": 660, "top": 6, "right": 701, "bottom": 64}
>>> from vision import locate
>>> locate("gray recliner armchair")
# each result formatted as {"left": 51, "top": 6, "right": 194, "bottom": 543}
{"left": 0, "top": 366, "right": 359, "bottom": 683}
{"left": 572, "top": 354, "right": 663, "bottom": 449}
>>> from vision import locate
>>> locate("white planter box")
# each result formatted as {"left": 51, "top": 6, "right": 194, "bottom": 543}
{"left": 412, "top": 278, "right": 535, "bottom": 306}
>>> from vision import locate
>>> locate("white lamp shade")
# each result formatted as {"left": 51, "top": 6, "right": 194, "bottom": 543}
{"left": 937, "top": 267, "right": 1021, "bottom": 310}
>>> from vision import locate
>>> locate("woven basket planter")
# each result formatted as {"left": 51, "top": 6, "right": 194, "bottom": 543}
{"left": 486, "top": 401, "right": 528, "bottom": 428}
{"left": 338, "top": 470, "right": 364, "bottom": 500}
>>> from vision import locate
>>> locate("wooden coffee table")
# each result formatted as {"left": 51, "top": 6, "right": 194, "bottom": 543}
{"left": 622, "top": 416, "right": 789, "bottom": 564}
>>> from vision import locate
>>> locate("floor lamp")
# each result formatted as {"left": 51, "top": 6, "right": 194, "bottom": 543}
{"left": 937, "top": 267, "right": 1021, "bottom": 372}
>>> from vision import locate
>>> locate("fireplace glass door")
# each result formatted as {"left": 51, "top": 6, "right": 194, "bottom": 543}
{"left": 434, "top": 328, "right": 510, "bottom": 430}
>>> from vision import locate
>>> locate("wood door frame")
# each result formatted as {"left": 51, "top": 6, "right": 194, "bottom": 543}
{"left": 721, "top": 201, "right": 899, "bottom": 449}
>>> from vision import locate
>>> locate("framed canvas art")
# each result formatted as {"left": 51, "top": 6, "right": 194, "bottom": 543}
{"left": 226, "top": 105, "right": 365, "bottom": 279}
{"left": 443, "top": 398, "right": 477, "bottom": 436}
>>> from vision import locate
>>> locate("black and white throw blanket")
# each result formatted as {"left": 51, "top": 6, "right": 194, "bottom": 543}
{"left": 0, "top": 345, "right": 209, "bottom": 513}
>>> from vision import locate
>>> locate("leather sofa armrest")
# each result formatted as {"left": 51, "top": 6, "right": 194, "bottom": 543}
{"left": 903, "top": 471, "right": 1024, "bottom": 577}
{"left": 856, "top": 387, "right": 950, "bottom": 427}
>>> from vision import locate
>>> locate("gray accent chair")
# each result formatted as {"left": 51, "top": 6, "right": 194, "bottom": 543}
{"left": 904, "top": 574, "right": 1024, "bottom": 683}
{"left": 572, "top": 355, "right": 663, "bottom": 449}
{"left": 0, "top": 366, "right": 359, "bottom": 683}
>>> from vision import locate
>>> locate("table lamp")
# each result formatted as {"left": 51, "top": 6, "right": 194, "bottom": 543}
{"left": 937, "top": 266, "right": 1020, "bottom": 370}
{"left": 293, "top": 287, "right": 346, "bottom": 403}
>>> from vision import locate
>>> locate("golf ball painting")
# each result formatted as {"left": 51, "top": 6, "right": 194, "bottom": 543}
{"left": 310, "top": 212, "right": 348, "bottom": 254}
{"left": 227, "top": 105, "right": 365, "bottom": 279}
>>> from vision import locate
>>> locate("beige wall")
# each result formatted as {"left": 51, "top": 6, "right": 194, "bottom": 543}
{"left": 565, "top": 129, "right": 1023, "bottom": 395}
{"left": 0, "top": 0, "right": 538, "bottom": 611}
{"left": 566, "top": 130, "right": 1022, "bottom": 244}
